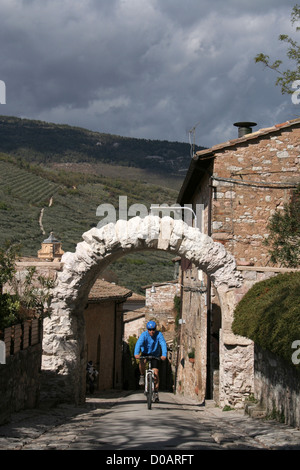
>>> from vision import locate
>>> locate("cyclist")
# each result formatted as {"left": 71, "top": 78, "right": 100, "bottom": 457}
{"left": 134, "top": 320, "right": 167, "bottom": 402}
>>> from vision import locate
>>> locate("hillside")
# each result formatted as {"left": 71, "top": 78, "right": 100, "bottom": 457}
{"left": 0, "top": 115, "right": 204, "bottom": 176}
{"left": 0, "top": 116, "right": 202, "bottom": 293}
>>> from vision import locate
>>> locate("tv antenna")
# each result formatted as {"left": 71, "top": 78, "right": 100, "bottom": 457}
{"left": 188, "top": 121, "right": 200, "bottom": 158}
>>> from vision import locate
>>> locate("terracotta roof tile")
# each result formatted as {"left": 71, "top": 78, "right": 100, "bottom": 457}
{"left": 127, "top": 292, "right": 146, "bottom": 302}
{"left": 123, "top": 307, "right": 148, "bottom": 322}
{"left": 194, "top": 118, "right": 300, "bottom": 160}
{"left": 88, "top": 279, "right": 132, "bottom": 302}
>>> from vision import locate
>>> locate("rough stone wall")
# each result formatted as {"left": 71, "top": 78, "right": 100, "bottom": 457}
{"left": 178, "top": 265, "right": 300, "bottom": 409}
{"left": 145, "top": 283, "right": 179, "bottom": 312}
{"left": 211, "top": 125, "right": 300, "bottom": 266}
{"left": 15, "top": 260, "right": 62, "bottom": 278}
{"left": 176, "top": 266, "right": 207, "bottom": 403}
{"left": 0, "top": 343, "right": 42, "bottom": 425}
{"left": 254, "top": 344, "right": 300, "bottom": 428}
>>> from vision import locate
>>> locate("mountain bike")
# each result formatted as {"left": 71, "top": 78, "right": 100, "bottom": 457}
{"left": 143, "top": 355, "right": 160, "bottom": 410}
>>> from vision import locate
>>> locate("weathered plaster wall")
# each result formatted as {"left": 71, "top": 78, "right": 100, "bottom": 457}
{"left": 84, "top": 301, "right": 123, "bottom": 390}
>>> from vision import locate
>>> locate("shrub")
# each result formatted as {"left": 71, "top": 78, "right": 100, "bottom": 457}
{"left": 0, "top": 244, "right": 55, "bottom": 330}
{"left": 232, "top": 272, "right": 300, "bottom": 368}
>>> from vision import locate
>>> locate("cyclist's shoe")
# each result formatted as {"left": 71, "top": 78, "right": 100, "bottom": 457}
{"left": 153, "top": 392, "right": 159, "bottom": 402}
{"left": 139, "top": 375, "right": 145, "bottom": 386}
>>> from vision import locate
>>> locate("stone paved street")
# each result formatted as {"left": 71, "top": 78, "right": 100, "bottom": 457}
{"left": 0, "top": 391, "right": 300, "bottom": 452}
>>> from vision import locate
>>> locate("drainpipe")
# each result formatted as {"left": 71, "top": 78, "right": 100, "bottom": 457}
{"left": 174, "top": 264, "right": 184, "bottom": 392}
{"left": 206, "top": 177, "right": 213, "bottom": 399}
{"left": 113, "top": 303, "right": 117, "bottom": 388}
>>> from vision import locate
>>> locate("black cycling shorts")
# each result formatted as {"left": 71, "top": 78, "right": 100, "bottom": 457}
{"left": 140, "top": 355, "right": 160, "bottom": 369}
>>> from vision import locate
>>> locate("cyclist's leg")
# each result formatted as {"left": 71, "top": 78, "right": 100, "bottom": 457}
{"left": 152, "top": 368, "right": 159, "bottom": 391}
{"left": 151, "top": 358, "right": 160, "bottom": 390}
{"left": 151, "top": 358, "right": 160, "bottom": 402}
{"left": 139, "top": 357, "right": 146, "bottom": 374}
{"left": 139, "top": 357, "right": 146, "bottom": 385}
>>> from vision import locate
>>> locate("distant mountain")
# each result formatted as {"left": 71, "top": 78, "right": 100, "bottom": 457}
{"left": 0, "top": 116, "right": 205, "bottom": 293}
{"left": 0, "top": 115, "right": 204, "bottom": 176}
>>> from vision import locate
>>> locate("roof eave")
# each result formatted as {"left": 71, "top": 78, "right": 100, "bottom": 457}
{"left": 177, "top": 118, "right": 300, "bottom": 205}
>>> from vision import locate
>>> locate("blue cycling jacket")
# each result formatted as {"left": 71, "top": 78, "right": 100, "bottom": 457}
{"left": 134, "top": 330, "right": 167, "bottom": 357}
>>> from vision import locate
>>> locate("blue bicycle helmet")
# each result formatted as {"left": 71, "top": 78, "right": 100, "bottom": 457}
{"left": 147, "top": 320, "right": 157, "bottom": 330}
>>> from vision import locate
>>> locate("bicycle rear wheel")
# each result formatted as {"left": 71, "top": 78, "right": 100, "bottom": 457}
{"left": 147, "top": 373, "right": 153, "bottom": 410}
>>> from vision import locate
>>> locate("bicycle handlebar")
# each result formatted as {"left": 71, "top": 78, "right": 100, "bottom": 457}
{"left": 140, "top": 355, "right": 161, "bottom": 361}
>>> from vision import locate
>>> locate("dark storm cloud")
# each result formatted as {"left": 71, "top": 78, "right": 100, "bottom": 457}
{"left": 0, "top": 0, "right": 298, "bottom": 147}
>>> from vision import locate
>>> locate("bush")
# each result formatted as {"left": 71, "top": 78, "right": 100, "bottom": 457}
{"left": 0, "top": 244, "right": 55, "bottom": 330}
{"left": 232, "top": 272, "right": 300, "bottom": 368}
{"left": 128, "top": 335, "right": 137, "bottom": 357}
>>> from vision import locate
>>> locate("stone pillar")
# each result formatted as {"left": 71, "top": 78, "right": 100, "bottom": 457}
{"left": 41, "top": 299, "right": 87, "bottom": 404}
{"left": 217, "top": 288, "right": 254, "bottom": 408}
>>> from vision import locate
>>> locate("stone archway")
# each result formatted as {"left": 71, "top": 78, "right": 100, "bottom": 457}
{"left": 41, "top": 215, "right": 244, "bottom": 404}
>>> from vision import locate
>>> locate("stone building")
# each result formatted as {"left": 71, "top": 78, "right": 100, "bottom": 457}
{"left": 123, "top": 281, "right": 179, "bottom": 345}
{"left": 176, "top": 118, "right": 300, "bottom": 404}
{"left": 143, "top": 281, "right": 179, "bottom": 349}
{"left": 84, "top": 279, "right": 132, "bottom": 391}
{"left": 37, "top": 232, "right": 64, "bottom": 261}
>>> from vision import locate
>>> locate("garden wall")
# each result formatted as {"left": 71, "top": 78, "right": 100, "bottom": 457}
{"left": 0, "top": 320, "right": 42, "bottom": 425}
{"left": 253, "top": 344, "right": 300, "bottom": 428}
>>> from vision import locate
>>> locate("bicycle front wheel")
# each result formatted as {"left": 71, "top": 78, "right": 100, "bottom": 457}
{"left": 147, "top": 374, "right": 153, "bottom": 410}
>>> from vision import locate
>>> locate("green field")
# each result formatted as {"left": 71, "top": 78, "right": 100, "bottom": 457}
{"left": 0, "top": 115, "right": 196, "bottom": 293}
{"left": 0, "top": 156, "right": 179, "bottom": 293}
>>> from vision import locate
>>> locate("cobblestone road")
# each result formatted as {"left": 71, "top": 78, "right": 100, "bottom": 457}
{"left": 0, "top": 391, "right": 299, "bottom": 452}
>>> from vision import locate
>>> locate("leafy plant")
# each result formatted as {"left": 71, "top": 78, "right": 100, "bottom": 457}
{"left": 265, "top": 185, "right": 300, "bottom": 267}
{"left": 0, "top": 241, "right": 20, "bottom": 294}
{"left": 0, "top": 243, "right": 56, "bottom": 329}
{"left": 128, "top": 335, "right": 138, "bottom": 359}
{"left": 255, "top": 4, "right": 300, "bottom": 95}
{"left": 188, "top": 348, "right": 195, "bottom": 359}
{"left": 11, "top": 266, "right": 56, "bottom": 318}
{"left": 173, "top": 295, "right": 181, "bottom": 329}
{"left": 232, "top": 272, "right": 300, "bottom": 368}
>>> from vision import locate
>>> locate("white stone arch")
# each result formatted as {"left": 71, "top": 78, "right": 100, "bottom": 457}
{"left": 41, "top": 216, "right": 243, "bottom": 404}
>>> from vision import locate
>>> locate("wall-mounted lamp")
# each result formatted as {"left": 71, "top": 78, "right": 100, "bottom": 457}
{"left": 150, "top": 284, "right": 156, "bottom": 293}
{"left": 198, "top": 281, "right": 207, "bottom": 294}
{"left": 150, "top": 282, "right": 184, "bottom": 294}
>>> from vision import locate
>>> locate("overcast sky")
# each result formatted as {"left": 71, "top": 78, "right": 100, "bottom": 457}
{"left": 0, "top": 0, "right": 299, "bottom": 148}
